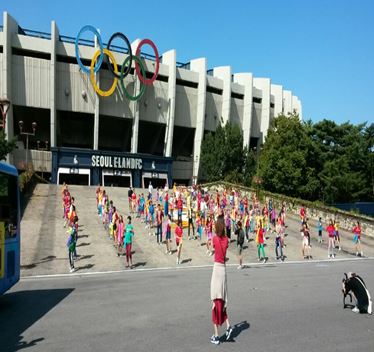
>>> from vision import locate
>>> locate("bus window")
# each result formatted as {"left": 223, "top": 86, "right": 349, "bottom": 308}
{"left": 0, "top": 173, "right": 18, "bottom": 239}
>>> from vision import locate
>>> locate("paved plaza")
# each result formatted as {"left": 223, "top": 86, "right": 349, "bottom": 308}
{"left": 20, "top": 184, "right": 374, "bottom": 277}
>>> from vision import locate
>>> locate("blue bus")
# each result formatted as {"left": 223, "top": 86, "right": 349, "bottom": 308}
{"left": 0, "top": 161, "right": 20, "bottom": 295}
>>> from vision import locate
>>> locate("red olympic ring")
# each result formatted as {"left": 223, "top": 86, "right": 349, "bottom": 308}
{"left": 135, "top": 39, "right": 160, "bottom": 86}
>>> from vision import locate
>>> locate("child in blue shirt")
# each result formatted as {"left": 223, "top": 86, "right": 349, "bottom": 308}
{"left": 317, "top": 217, "right": 323, "bottom": 243}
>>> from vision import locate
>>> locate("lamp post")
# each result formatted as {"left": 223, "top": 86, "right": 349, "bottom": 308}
{"left": 18, "top": 121, "right": 37, "bottom": 170}
{"left": 0, "top": 98, "right": 11, "bottom": 130}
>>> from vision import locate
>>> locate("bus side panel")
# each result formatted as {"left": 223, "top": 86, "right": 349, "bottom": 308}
{"left": 0, "top": 240, "right": 20, "bottom": 295}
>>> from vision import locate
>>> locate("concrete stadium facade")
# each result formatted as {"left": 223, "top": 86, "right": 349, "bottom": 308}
{"left": 0, "top": 12, "right": 302, "bottom": 187}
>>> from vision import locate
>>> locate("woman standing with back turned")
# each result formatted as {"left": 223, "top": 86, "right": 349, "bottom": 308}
{"left": 210, "top": 216, "right": 234, "bottom": 345}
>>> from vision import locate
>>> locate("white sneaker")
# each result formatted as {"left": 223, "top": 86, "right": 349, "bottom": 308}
{"left": 352, "top": 306, "right": 360, "bottom": 313}
{"left": 237, "top": 265, "right": 242, "bottom": 270}
{"left": 356, "top": 252, "right": 359, "bottom": 256}
{"left": 69, "top": 267, "right": 75, "bottom": 273}
{"left": 361, "top": 252, "right": 364, "bottom": 257}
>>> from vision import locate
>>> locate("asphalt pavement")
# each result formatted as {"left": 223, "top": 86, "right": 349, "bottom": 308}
{"left": 1, "top": 258, "right": 373, "bottom": 352}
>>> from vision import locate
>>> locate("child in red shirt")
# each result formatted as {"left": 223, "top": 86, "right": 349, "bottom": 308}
{"left": 210, "top": 216, "right": 233, "bottom": 345}
{"left": 326, "top": 220, "right": 335, "bottom": 259}
{"left": 353, "top": 221, "right": 363, "bottom": 257}
{"left": 175, "top": 221, "right": 183, "bottom": 265}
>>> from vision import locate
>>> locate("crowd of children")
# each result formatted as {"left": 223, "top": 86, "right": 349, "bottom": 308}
{"left": 62, "top": 183, "right": 365, "bottom": 272}
{"left": 96, "top": 186, "right": 135, "bottom": 268}
{"left": 134, "top": 185, "right": 365, "bottom": 266}
{"left": 106, "top": 184, "right": 291, "bottom": 266}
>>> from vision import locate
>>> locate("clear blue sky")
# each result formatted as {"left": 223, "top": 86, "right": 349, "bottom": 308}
{"left": 1, "top": 0, "right": 373, "bottom": 125}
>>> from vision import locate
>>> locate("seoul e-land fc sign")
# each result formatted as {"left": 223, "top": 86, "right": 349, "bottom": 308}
{"left": 91, "top": 155, "right": 142, "bottom": 170}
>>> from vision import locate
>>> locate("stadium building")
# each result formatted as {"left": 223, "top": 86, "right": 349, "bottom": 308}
{"left": 0, "top": 12, "right": 302, "bottom": 187}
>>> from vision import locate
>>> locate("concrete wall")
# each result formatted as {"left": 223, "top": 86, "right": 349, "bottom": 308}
{"left": 174, "top": 85, "right": 197, "bottom": 128}
{"left": 139, "top": 81, "right": 169, "bottom": 125}
{"left": 230, "top": 98, "right": 244, "bottom": 127}
{"left": 205, "top": 92, "right": 222, "bottom": 131}
{"left": 56, "top": 62, "right": 95, "bottom": 113}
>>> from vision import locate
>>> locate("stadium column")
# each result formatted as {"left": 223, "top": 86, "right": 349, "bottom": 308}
{"left": 190, "top": 58, "right": 207, "bottom": 182}
{"left": 271, "top": 84, "right": 283, "bottom": 118}
{"left": 93, "top": 32, "right": 101, "bottom": 150}
{"left": 253, "top": 78, "right": 271, "bottom": 144}
{"left": 212, "top": 66, "right": 232, "bottom": 125}
{"left": 292, "top": 95, "right": 302, "bottom": 120}
{"left": 233, "top": 73, "right": 253, "bottom": 149}
{"left": 3, "top": 12, "right": 18, "bottom": 162}
{"left": 283, "top": 90, "right": 292, "bottom": 116}
{"left": 162, "top": 50, "right": 176, "bottom": 157}
{"left": 50, "top": 20, "right": 58, "bottom": 148}
{"left": 130, "top": 39, "right": 141, "bottom": 154}
{"left": 296, "top": 97, "right": 302, "bottom": 120}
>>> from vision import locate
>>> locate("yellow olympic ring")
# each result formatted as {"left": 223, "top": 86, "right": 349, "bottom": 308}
{"left": 90, "top": 48, "right": 118, "bottom": 97}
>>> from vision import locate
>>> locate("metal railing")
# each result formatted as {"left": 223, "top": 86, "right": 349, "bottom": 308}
{"left": 60, "top": 34, "right": 94, "bottom": 47}
{"left": 18, "top": 27, "right": 51, "bottom": 40}
{"left": 60, "top": 34, "right": 160, "bottom": 61}
{"left": 13, "top": 25, "right": 164, "bottom": 63}
{"left": 177, "top": 61, "right": 190, "bottom": 69}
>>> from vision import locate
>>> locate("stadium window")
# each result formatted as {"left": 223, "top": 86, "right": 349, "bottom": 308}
{"left": 231, "top": 92, "right": 244, "bottom": 100}
{"left": 12, "top": 48, "right": 50, "bottom": 60}
{"left": 252, "top": 97, "right": 262, "bottom": 104}
{"left": 176, "top": 79, "right": 198, "bottom": 88}
{"left": 206, "top": 86, "right": 223, "bottom": 95}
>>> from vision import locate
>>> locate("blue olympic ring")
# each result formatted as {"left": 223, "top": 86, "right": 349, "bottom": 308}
{"left": 75, "top": 25, "right": 104, "bottom": 75}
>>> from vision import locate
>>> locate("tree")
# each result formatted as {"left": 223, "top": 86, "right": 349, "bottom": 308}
{"left": 0, "top": 130, "right": 16, "bottom": 161}
{"left": 200, "top": 122, "right": 247, "bottom": 183}
{"left": 257, "top": 113, "right": 321, "bottom": 200}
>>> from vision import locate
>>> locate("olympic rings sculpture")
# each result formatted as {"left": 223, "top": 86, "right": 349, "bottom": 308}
{"left": 75, "top": 25, "right": 159, "bottom": 100}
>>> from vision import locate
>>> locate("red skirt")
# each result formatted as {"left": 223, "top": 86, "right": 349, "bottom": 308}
{"left": 212, "top": 299, "right": 227, "bottom": 326}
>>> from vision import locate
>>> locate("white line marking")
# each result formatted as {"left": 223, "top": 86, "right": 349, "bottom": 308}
{"left": 20, "top": 256, "right": 374, "bottom": 281}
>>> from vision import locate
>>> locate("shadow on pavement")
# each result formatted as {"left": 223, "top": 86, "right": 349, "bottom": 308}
{"left": 223, "top": 320, "right": 250, "bottom": 343}
{"left": 77, "top": 242, "right": 90, "bottom": 247}
{"left": 21, "top": 256, "right": 66, "bottom": 270}
{"left": 77, "top": 254, "right": 94, "bottom": 260}
{"left": 132, "top": 262, "right": 146, "bottom": 268}
{"left": 0, "top": 288, "right": 74, "bottom": 352}
{"left": 76, "top": 263, "right": 95, "bottom": 271}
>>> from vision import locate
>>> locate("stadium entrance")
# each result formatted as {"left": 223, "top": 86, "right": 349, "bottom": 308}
{"left": 51, "top": 148, "right": 173, "bottom": 188}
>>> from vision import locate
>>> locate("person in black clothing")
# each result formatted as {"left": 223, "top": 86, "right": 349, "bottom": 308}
{"left": 128, "top": 187, "right": 133, "bottom": 213}
{"left": 187, "top": 207, "right": 195, "bottom": 240}
{"left": 234, "top": 221, "right": 245, "bottom": 269}
{"left": 342, "top": 272, "right": 372, "bottom": 314}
